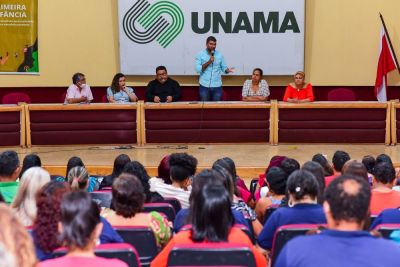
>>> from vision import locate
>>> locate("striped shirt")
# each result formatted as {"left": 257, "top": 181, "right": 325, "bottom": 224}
{"left": 241, "top": 79, "right": 270, "bottom": 97}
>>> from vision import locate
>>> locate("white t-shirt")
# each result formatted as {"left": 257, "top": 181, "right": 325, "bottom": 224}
{"left": 149, "top": 177, "right": 190, "bottom": 208}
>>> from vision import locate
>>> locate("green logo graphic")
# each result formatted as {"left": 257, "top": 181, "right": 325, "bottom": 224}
{"left": 123, "top": 0, "right": 184, "bottom": 48}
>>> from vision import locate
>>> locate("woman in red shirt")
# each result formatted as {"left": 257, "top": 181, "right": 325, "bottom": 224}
{"left": 283, "top": 71, "right": 314, "bottom": 102}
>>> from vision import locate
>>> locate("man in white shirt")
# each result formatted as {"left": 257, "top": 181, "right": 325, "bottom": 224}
{"left": 65, "top": 72, "right": 94, "bottom": 104}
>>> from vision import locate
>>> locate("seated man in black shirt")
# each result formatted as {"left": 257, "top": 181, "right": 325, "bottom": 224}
{"left": 146, "top": 66, "right": 181, "bottom": 102}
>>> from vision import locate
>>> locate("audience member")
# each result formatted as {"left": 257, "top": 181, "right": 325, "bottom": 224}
{"left": 65, "top": 156, "right": 99, "bottom": 191}
{"left": 257, "top": 170, "right": 326, "bottom": 251}
{"left": 0, "top": 150, "right": 21, "bottom": 203}
{"left": 283, "top": 71, "right": 314, "bottom": 103}
{"left": 275, "top": 175, "right": 400, "bottom": 267}
{"left": 342, "top": 160, "right": 369, "bottom": 182}
{"left": 325, "top": 150, "right": 350, "bottom": 186}
{"left": 255, "top": 167, "right": 287, "bottom": 223}
{"left": 157, "top": 155, "right": 172, "bottom": 184}
{"left": 107, "top": 73, "right": 138, "bottom": 103}
{"left": 38, "top": 191, "right": 128, "bottom": 267}
{"left": 150, "top": 153, "right": 197, "bottom": 208}
{"left": 173, "top": 169, "right": 250, "bottom": 233}
{"left": 65, "top": 72, "right": 93, "bottom": 104}
{"left": 0, "top": 204, "right": 37, "bottom": 267}
{"left": 146, "top": 66, "right": 181, "bottom": 103}
{"left": 370, "top": 162, "right": 400, "bottom": 214}
{"left": 370, "top": 207, "right": 400, "bottom": 229}
{"left": 102, "top": 173, "right": 171, "bottom": 247}
{"left": 122, "top": 161, "right": 164, "bottom": 202}
{"left": 10, "top": 167, "right": 50, "bottom": 226}
{"left": 67, "top": 166, "right": 90, "bottom": 191}
{"left": 256, "top": 155, "right": 287, "bottom": 200}
{"left": 362, "top": 155, "right": 376, "bottom": 185}
{"left": 19, "top": 153, "right": 41, "bottom": 178}
{"left": 151, "top": 182, "right": 266, "bottom": 267}
{"left": 311, "top": 153, "right": 334, "bottom": 176}
{"left": 302, "top": 161, "right": 325, "bottom": 204}
{"left": 99, "top": 154, "right": 131, "bottom": 189}
{"left": 242, "top": 68, "right": 269, "bottom": 101}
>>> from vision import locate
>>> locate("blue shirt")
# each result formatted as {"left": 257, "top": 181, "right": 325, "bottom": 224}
{"left": 195, "top": 49, "right": 228, "bottom": 88}
{"left": 370, "top": 208, "right": 400, "bottom": 229}
{"left": 106, "top": 86, "right": 135, "bottom": 103}
{"left": 257, "top": 203, "right": 326, "bottom": 249}
{"left": 173, "top": 208, "right": 250, "bottom": 233}
{"left": 275, "top": 229, "right": 400, "bottom": 267}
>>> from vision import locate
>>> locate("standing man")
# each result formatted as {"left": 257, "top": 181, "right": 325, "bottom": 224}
{"left": 195, "top": 36, "right": 234, "bottom": 101}
{"left": 146, "top": 66, "right": 181, "bottom": 103}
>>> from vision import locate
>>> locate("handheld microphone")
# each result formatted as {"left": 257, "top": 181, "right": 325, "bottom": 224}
{"left": 211, "top": 51, "right": 214, "bottom": 57}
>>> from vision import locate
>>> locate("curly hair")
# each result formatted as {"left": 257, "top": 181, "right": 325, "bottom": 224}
{"left": 112, "top": 174, "right": 145, "bottom": 218}
{"left": 169, "top": 153, "right": 197, "bottom": 182}
{"left": 122, "top": 161, "right": 152, "bottom": 202}
{"left": 0, "top": 204, "right": 37, "bottom": 267}
{"left": 33, "top": 181, "right": 70, "bottom": 253}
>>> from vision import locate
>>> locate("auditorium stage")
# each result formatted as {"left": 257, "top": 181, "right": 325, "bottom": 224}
{"left": 3, "top": 144, "right": 400, "bottom": 178}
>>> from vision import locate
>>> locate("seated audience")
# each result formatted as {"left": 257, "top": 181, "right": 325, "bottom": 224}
{"left": 146, "top": 66, "right": 181, "bottom": 103}
{"left": 256, "top": 156, "right": 287, "bottom": 200}
{"left": 370, "top": 162, "right": 400, "bottom": 215}
{"left": 151, "top": 181, "right": 267, "bottom": 267}
{"left": 0, "top": 150, "right": 21, "bottom": 203}
{"left": 257, "top": 170, "right": 326, "bottom": 251}
{"left": 342, "top": 160, "right": 368, "bottom": 182}
{"left": 173, "top": 169, "right": 250, "bottom": 233}
{"left": 122, "top": 161, "right": 164, "bottom": 202}
{"left": 0, "top": 204, "right": 37, "bottom": 267}
{"left": 102, "top": 174, "right": 171, "bottom": 247}
{"left": 107, "top": 73, "right": 138, "bottom": 103}
{"left": 150, "top": 153, "right": 197, "bottom": 208}
{"left": 38, "top": 191, "right": 127, "bottom": 267}
{"left": 370, "top": 207, "right": 400, "bottom": 229}
{"left": 302, "top": 161, "right": 325, "bottom": 205}
{"left": 311, "top": 153, "right": 334, "bottom": 177}
{"left": 242, "top": 68, "right": 269, "bottom": 101}
{"left": 19, "top": 153, "right": 41, "bottom": 178}
{"left": 278, "top": 158, "right": 301, "bottom": 207}
{"left": 283, "top": 71, "right": 314, "bottom": 103}
{"left": 33, "top": 181, "right": 122, "bottom": 261}
{"left": 362, "top": 155, "right": 376, "bottom": 184}
{"left": 275, "top": 175, "right": 400, "bottom": 267}
{"left": 325, "top": 150, "right": 350, "bottom": 186}
{"left": 67, "top": 166, "right": 90, "bottom": 191}
{"left": 255, "top": 167, "right": 287, "bottom": 223}
{"left": 157, "top": 155, "right": 172, "bottom": 184}
{"left": 11, "top": 167, "right": 50, "bottom": 226}
{"left": 66, "top": 156, "right": 99, "bottom": 191}
{"left": 65, "top": 72, "right": 93, "bottom": 104}
{"left": 99, "top": 154, "right": 131, "bottom": 189}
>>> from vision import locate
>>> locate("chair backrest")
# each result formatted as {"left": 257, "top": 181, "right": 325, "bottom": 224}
{"left": 115, "top": 226, "right": 158, "bottom": 267}
{"left": 327, "top": 88, "right": 356, "bottom": 101}
{"left": 221, "top": 90, "right": 228, "bottom": 101}
{"left": 53, "top": 243, "right": 141, "bottom": 267}
{"left": 374, "top": 224, "right": 400, "bottom": 239}
{"left": 143, "top": 203, "right": 176, "bottom": 222}
{"left": 2, "top": 92, "right": 31, "bottom": 104}
{"left": 249, "top": 178, "right": 259, "bottom": 199}
{"left": 102, "top": 94, "right": 108, "bottom": 103}
{"left": 61, "top": 91, "right": 67, "bottom": 103}
{"left": 167, "top": 243, "right": 256, "bottom": 267}
{"left": 90, "top": 190, "right": 112, "bottom": 208}
{"left": 270, "top": 224, "right": 325, "bottom": 266}
{"left": 162, "top": 197, "right": 182, "bottom": 213}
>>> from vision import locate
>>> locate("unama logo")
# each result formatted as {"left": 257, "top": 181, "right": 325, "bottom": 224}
{"left": 122, "top": 0, "right": 184, "bottom": 48}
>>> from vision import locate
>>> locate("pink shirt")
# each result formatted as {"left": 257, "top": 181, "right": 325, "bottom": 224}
{"left": 38, "top": 256, "right": 128, "bottom": 267}
{"left": 65, "top": 84, "right": 94, "bottom": 103}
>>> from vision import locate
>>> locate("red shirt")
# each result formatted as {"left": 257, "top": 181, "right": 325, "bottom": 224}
{"left": 370, "top": 189, "right": 400, "bottom": 215}
{"left": 150, "top": 227, "right": 267, "bottom": 267}
{"left": 283, "top": 83, "right": 314, "bottom": 102}
{"left": 38, "top": 256, "right": 128, "bottom": 267}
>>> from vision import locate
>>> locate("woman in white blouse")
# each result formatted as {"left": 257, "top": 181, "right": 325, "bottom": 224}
{"left": 242, "top": 68, "right": 270, "bottom": 102}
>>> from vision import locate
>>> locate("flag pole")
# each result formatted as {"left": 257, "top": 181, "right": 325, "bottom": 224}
{"left": 379, "top": 13, "right": 400, "bottom": 74}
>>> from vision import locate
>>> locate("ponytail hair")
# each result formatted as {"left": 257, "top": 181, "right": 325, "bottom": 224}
{"left": 287, "top": 170, "right": 319, "bottom": 201}
{"left": 67, "top": 166, "right": 89, "bottom": 191}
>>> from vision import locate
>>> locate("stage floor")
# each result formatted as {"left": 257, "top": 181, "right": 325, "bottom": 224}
{"left": 2, "top": 144, "right": 399, "bottom": 172}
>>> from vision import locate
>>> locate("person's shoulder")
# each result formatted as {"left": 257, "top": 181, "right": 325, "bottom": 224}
{"left": 147, "top": 79, "right": 157, "bottom": 86}
{"left": 168, "top": 77, "right": 180, "bottom": 85}
{"left": 243, "top": 79, "right": 251, "bottom": 85}
{"left": 67, "top": 84, "right": 76, "bottom": 91}
{"left": 287, "top": 83, "right": 296, "bottom": 88}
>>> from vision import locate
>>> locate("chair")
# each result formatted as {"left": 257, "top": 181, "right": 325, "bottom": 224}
{"left": 2, "top": 92, "right": 31, "bottom": 104}
{"left": 54, "top": 243, "right": 140, "bottom": 267}
{"left": 270, "top": 224, "right": 325, "bottom": 266}
{"left": 249, "top": 178, "right": 259, "bottom": 199}
{"left": 102, "top": 94, "right": 108, "bottom": 103}
{"left": 90, "top": 190, "right": 112, "bottom": 208}
{"left": 374, "top": 224, "right": 400, "bottom": 239}
{"left": 327, "top": 88, "right": 356, "bottom": 101}
{"left": 221, "top": 89, "right": 228, "bottom": 101}
{"left": 115, "top": 226, "right": 159, "bottom": 267}
{"left": 162, "top": 197, "right": 182, "bottom": 213}
{"left": 167, "top": 243, "right": 256, "bottom": 267}
{"left": 143, "top": 203, "right": 176, "bottom": 222}
{"left": 61, "top": 92, "right": 67, "bottom": 103}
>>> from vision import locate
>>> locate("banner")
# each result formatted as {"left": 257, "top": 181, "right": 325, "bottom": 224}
{"left": 118, "top": 0, "right": 304, "bottom": 75}
{"left": 0, "top": 0, "right": 39, "bottom": 74}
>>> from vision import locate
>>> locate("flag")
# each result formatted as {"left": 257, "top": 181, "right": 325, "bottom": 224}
{"left": 375, "top": 26, "right": 398, "bottom": 102}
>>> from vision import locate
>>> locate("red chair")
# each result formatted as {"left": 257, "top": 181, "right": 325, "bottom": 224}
{"left": 270, "top": 224, "right": 326, "bottom": 266}
{"left": 221, "top": 89, "right": 228, "bottom": 101}
{"left": 162, "top": 197, "right": 182, "bottom": 213}
{"left": 327, "top": 88, "right": 356, "bottom": 101}
{"left": 2, "top": 92, "right": 31, "bottom": 104}
{"left": 61, "top": 91, "right": 67, "bottom": 103}
{"left": 167, "top": 243, "right": 257, "bottom": 267}
{"left": 102, "top": 94, "right": 108, "bottom": 103}
{"left": 114, "top": 226, "right": 158, "bottom": 267}
{"left": 54, "top": 243, "right": 141, "bottom": 267}
{"left": 374, "top": 224, "right": 400, "bottom": 239}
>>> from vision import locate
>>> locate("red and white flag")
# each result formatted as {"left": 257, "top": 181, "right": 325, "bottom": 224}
{"left": 375, "top": 26, "right": 398, "bottom": 102}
